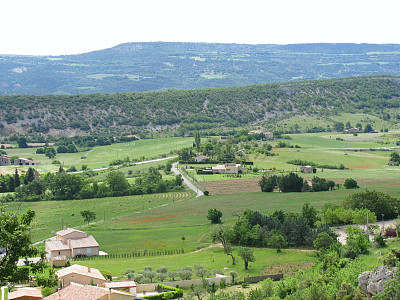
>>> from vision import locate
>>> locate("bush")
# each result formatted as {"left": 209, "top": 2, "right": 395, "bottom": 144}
{"left": 204, "top": 190, "right": 209, "bottom": 196}
{"left": 344, "top": 178, "right": 358, "bottom": 189}
{"left": 41, "top": 287, "right": 57, "bottom": 297}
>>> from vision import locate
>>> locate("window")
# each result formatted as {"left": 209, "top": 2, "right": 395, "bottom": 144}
{"left": 87, "top": 248, "right": 91, "bottom": 254}
{"left": 77, "top": 249, "right": 81, "bottom": 254}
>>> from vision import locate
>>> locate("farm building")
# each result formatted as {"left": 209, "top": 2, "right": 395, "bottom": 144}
{"left": 13, "top": 158, "right": 38, "bottom": 165}
{"left": 300, "top": 165, "right": 314, "bottom": 173}
{"left": 0, "top": 155, "right": 11, "bottom": 166}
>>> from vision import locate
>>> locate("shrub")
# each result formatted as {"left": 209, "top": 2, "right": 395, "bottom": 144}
{"left": 344, "top": 178, "right": 358, "bottom": 189}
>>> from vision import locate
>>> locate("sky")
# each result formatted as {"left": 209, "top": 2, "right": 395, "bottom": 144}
{"left": 1, "top": 0, "right": 400, "bottom": 56}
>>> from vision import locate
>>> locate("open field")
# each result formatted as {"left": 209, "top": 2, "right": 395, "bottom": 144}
{"left": 0, "top": 137, "right": 192, "bottom": 174}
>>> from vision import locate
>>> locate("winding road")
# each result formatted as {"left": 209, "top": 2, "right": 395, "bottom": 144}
{"left": 172, "top": 162, "right": 204, "bottom": 197}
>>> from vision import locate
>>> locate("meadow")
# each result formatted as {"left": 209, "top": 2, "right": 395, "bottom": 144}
{"left": 0, "top": 137, "right": 192, "bottom": 174}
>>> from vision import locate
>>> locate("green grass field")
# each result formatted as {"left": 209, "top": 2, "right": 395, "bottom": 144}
{"left": 0, "top": 137, "right": 192, "bottom": 174}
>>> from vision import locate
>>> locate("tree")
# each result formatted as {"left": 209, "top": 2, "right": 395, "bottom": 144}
{"left": 194, "top": 132, "right": 201, "bottom": 153}
{"left": 237, "top": 246, "right": 255, "bottom": 270}
{"left": 259, "top": 175, "right": 277, "bottom": 192}
{"left": 0, "top": 208, "right": 46, "bottom": 282}
{"left": 268, "top": 230, "right": 287, "bottom": 253}
{"left": 45, "top": 147, "right": 56, "bottom": 159}
{"left": 278, "top": 172, "right": 303, "bottom": 192}
{"left": 210, "top": 225, "right": 235, "bottom": 265}
{"left": 24, "top": 167, "right": 35, "bottom": 185}
{"left": 344, "top": 178, "right": 358, "bottom": 189}
{"left": 81, "top": 210, "right": 96, "bottom": 225}
{"left": 207, "top": 208, "right": 222, "bottom": 224}
{"left": 343, "top": 190, "right": 399, "bottom": 219}
{"left": 106, "top": 171, "right": 130, "bottom": 195}
{"left": 302, "top": 203, "right": 318, "bottom": 227}
{"left": 364, "top": 124, "right": 373, "bottom": 133}
{"left": 14, "top": 169, "right": 20, "bottom": 189}
{"left": 390, "top": 151, "right": 400, "bottom": 164}
{"left": 313, "top": 232, "right": 334, "bottom": 260}
{"left": 17, "top": 137, "right": 28, "bottom": 148}
{"left": 229, "top": 271, "right": 238, "bottom": 283}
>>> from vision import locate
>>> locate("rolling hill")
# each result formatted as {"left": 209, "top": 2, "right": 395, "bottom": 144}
{"left": 0, "top": 75, "right": 399, "bottom": 136}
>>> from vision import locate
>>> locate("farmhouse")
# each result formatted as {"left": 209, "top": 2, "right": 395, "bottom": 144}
{"left": 44, "top": 282, "right": 135, "bottom": 300}
{"left": 56, "top": 264, "right": 106, "bottom": 288}
{"left": 194, "top": 155, "right": 209, "bottom": 162}
{"left": 212, "top": 163, "right": 247, "bottom": 174}
{"left": 344, "top": 127, "right": 360, "bottom": 134}
{"left": 300, "top": 165, "right": 314, "bottom": 173}
{"left": 13, "top": 158, "right": 38, "bottom": 165}
{"left": 0, "top": 155, "right": 11, "bottom": 166}
{"left": 265, "top": 132, "right": 274, "bottom": 139}
{"left": 45, "top": 227, "right": 99, "bottom": 261}
{"left": 248, "top": 129, "right": 264, "bottom": 135}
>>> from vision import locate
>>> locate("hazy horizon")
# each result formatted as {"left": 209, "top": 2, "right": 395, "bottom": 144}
{"left": 1, "top": 0, "right": 400, "bottom": 56}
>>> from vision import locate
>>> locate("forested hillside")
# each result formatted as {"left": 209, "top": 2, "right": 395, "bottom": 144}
{"left": 1, "top": 42, "right": 400, "bottom": 95}
{"left": 1, "top": 75, "right": 399, "bottom": 136}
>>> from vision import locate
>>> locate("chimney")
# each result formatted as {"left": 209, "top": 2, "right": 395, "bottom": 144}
{"left": 63, "top": 226, "right": 67, "bottom": 230}
{"left": 88, "top": 266, "right": 91, "bottom": 273}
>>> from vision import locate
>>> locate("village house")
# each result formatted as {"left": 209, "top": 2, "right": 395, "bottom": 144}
{"left": 45, "top": 227, "right": 99, "bottom": 261}
{"left": 212, "top": 163, "right": 247, "bottom": 174}
{"left": 13, "top": 158, "right": 38, "bottom": 166}
{"left": 0, "top": 155, "right": 11, "bottom": 166}
{"left": 300, "top": 165, "right": 314, "bottom": 173}
{"left": 56, "top": 264, "right": 106, "bottom": 288}
{"left": 194, "top": 155, "right": 209, "bottom": 162}
{"left": 44, "top": 282, "right": 135, "bottom": 300}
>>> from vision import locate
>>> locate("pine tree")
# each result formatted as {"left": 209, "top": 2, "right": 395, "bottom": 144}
{"left": 14, "top": 169, "right": 20, "bottom": 188}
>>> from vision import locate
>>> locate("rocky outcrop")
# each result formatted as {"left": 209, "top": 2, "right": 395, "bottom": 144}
{"left": 359, "top": 266, "right": 396, "bottom": 299}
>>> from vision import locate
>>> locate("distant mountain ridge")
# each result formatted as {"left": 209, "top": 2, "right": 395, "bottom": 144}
{"left": 1, "top": 42, "right": 400, "bottom": 95}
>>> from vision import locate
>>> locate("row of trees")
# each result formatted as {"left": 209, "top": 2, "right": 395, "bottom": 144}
{"left": 12, "top": 167, "right": 184, "bottom": 201}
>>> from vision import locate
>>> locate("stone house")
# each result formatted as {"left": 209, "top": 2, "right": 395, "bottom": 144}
{"left": 212, "top": 163, "right": 247, "bottom": 174}
{"left": 13, "top": 158, "right": 38, "bottom": 165}
{"left": 45, "top": 227, "right": 99, "bottom": 260}
{"left": 0, "top": 155, "right": 11, "bottom": 166}
{"left": 265, "top": 132, "right": 274, "bottom": 139}
{"left": 300, "top": 165, "right": 314, "bottom": 173}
